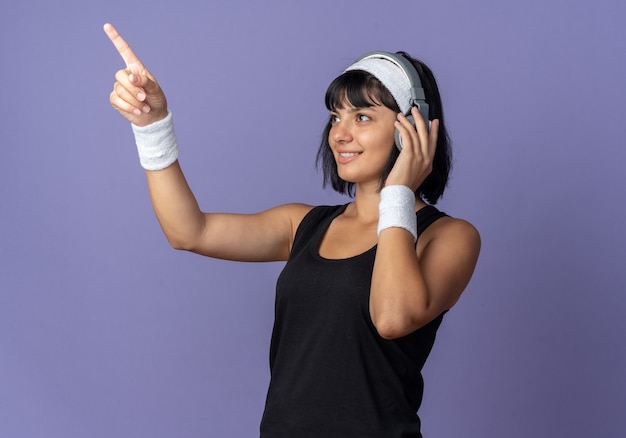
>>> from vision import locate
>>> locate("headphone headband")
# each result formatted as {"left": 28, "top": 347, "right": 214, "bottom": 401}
{"left": 344, "top": 51, "right": 430, "bottom": 149}
{"left": 346, "top": 51, "right": 427, "bottom": 112}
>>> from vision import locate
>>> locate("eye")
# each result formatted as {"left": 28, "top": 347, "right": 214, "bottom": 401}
{"left": 357, "top": 113, "right": 371, "bottom": 122}
{"left": 330, "top": 114, "right": 340, "bottom": 124}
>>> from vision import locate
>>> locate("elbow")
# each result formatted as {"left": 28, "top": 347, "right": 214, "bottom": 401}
{"left": 375, "top": 324, "right": 404, "bottom": 340}
{"left": 168, "top": 240, "right": 188, "bottom": 251}
{"left": 165, "top": 234, "right": 196, "bottom": 252}
{"left": 159, "top": 222, "right": 206, "bottom": 253}
{"left": 371, "top": 300, "right": 435, "bottom": 339}
{"left": 371, "top": 314, "right": 419, "bottom": 340}
{"left": 167, "top": 240, "right": 188, "bottom": 251}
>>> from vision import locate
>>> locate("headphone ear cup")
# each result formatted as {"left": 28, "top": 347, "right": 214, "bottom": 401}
{"left": 394, "top": 114, "right": 416, "bottom": 151}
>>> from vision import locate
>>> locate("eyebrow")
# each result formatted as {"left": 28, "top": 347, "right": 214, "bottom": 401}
{"left": 332, "top": 106, "right": 378, "bottom": 114}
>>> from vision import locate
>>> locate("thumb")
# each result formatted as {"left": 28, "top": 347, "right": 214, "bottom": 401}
{"left": 129, "top": 70, "right": 159, "bottom": 94}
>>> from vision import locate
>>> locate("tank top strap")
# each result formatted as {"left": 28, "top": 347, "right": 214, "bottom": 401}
{"left": 416, "top": 205, "right": 448, "bottom": 237}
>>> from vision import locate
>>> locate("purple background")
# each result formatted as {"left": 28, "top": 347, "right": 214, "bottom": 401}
{"left": 1, "top": 1, "right": 625, "bottom": 436}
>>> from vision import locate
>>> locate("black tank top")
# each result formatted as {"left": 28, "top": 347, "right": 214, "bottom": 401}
{"left": 260, "top": 204, "right": 447, "bottom": 438}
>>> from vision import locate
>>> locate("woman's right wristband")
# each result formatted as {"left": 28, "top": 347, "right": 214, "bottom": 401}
{"left": 131, "top": 110, "right": 179, "bottom": 170}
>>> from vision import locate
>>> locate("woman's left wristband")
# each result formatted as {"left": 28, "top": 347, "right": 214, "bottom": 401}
{"left": 377, "top": 185, "right": 418, "bottom": 241}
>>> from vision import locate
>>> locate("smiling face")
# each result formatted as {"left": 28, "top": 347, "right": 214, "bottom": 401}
{"left": 328, "top": 103, "right": 397, "bottom": 187}
{"left": 317, "top": 70, "right": 402, "bottom": 196}
{"left": 318, "top": 55, "right": 451, "bottom": 203}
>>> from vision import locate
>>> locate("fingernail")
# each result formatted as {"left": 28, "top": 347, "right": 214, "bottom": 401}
{"left": 133, "top": 108, "right": 141, "bottom": 116}
{"left": 142, "top": 105, "right": 151, "bottom": 113}
{"left": 137, "top": 92, "right": 146, "bottom": 101}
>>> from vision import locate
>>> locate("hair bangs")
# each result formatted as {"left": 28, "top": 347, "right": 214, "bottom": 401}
{"left": 324, "top": 70, "right": 399, "bottom": 112}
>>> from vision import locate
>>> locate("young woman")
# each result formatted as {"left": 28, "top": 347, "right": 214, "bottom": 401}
{"left": 105, "top": 23, "right": 480, "bottom": 438}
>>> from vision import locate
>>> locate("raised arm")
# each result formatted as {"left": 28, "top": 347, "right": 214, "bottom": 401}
{"left": 104, "top": 23, "right": 311, "bottom": 262}
{"left": 370, "top": 109, "right": 481, "bottom": 338}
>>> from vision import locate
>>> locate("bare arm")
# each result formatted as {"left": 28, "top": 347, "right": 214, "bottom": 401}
{"left": 370, "top": 217, "right": 481, "bottom": 339}
{"left": 104, "top": 23, "right": 311, "bottom": 262}
{"left": 146, "top": 162, "right": 311, "bottom": 260}
{"left": 369, "top": 108, "right": 481, "bottom": 338}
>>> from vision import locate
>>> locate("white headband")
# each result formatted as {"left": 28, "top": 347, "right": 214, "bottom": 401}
{"left": 344, "top": 58, "right": 412, "bottom": 114}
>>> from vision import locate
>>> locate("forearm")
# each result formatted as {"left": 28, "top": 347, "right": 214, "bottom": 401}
{"left": 105, "top": 27, "right": 214, "bottom": 254}
{"left": 370, "top": 185, "right": 481, "bottom": 338}
{"left": 370, "top": 230, "right": 431, "bottom": 339}
{"left": 130, "top": 111, "right": 206, "bottom": 250}
{"left": 369, "top": 185, "right": 432, "bottom": 338}
{"left": 146, "top": 161, "right": 206, "bottom": 250}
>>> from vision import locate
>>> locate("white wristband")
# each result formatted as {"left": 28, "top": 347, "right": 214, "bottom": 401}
{"left": 377, "top": 185, "right": 417, "bottom": 241}
{"left": 131, "top": 110, "right": 179, "bottom": 170}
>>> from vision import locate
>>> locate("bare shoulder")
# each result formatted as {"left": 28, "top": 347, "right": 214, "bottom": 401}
{"left": 193, "top": 202, "right": 315, "bottom": 262}
{"left": 265, "top": 202, "right": 315, "bottom": 240}
{"left": 418, "top": 214, "right": 481, "bottom": 259}
{"left": 416, "top": 214, "right": 481, "bottom": 310}
{"left": 270, "top": 202, "right": 315, "bottom": 226}
{"left": 280, "top": 202, "right": 316, "bottom": 217}
{"left": 436, "top": 215, "right": 480, "bottom": 242}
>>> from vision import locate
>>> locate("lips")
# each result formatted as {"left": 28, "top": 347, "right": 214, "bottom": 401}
{"left": 336, "top": 151, "right": 362, "bottom": 164}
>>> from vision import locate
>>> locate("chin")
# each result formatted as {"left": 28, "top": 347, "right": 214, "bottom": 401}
{"left": 338, "top": 173, "right": 378, "bottom": 187}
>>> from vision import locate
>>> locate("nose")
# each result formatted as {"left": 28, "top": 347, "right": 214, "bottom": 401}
{"left": 331, "top": 120, "right": 352, "bottom": 145}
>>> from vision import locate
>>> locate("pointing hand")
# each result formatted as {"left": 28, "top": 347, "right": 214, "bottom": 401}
{"left": 104, "top": 23, "right": 168, "bottom": 126}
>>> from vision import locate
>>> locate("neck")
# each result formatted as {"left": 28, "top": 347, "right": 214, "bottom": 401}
{"left": 350, "top": 185, "right": 381, "bottom": 222}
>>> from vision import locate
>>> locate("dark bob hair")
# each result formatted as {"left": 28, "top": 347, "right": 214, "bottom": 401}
{"left": 316, "top": 51, "right": 451, "bottom": 205}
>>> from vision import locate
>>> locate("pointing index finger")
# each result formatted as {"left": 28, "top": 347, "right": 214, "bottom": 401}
{"left": 103, "top": 23, "right": 145, "bottom": 74}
